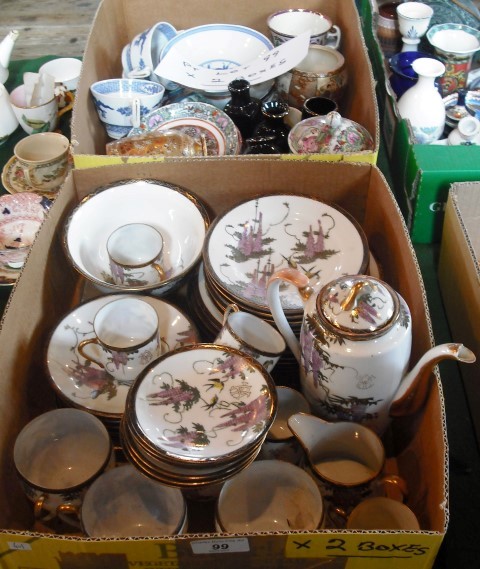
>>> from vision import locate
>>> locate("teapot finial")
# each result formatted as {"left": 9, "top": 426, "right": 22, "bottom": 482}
{"left": 0, "top": 30, "right": 19, "bottom": 84}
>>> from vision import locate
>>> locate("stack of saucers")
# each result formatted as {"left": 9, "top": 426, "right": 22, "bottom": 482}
{"left": 120, "top": 344, "right": 277, "bottom": 488}
{"left": 195, "top": 194, "right": 370, "bottom": 378}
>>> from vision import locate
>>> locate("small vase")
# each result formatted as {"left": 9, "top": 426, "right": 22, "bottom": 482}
{"left": 224, "top": 79, "right": 260, "bottom": 140}
{"left": 253, "top": 100, "right": 290, "bottom": 152}
{"left": 243, "top": 135, "right": 281, "bottom": 154}
{"left": 397, "top": 58, "right": 446, "bottom": 144}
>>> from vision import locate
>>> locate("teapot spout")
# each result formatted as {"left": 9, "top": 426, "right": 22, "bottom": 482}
{"left": 390, "top": 343, "right": 476, "bottom": 417}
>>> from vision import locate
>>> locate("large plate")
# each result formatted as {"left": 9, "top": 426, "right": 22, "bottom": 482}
{"left": 46, "top": 295, "right": 199, "bottom": 418}
{"left": 129, "top": 102, "right": 241, "bottom": 155}
{"left": 203, "top": 194, "right": 369, "bottom": 312}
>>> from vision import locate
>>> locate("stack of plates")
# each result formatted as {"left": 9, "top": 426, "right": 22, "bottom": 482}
{"left": 120, "top": 344, "right": 277, "bottom": 488}
{"left": 194, "top": 194, "right": 370, "bottom": 381}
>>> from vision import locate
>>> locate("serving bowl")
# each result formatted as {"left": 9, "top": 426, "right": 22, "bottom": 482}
{"left": 158, "top": 24, "right": 275, "bottom": 107}
{"left": 63, "top": 179, "right": 210, "bottom": 295}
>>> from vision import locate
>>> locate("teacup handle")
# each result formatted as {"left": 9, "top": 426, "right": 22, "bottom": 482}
{"left": 34, "top": 494, "right": 54, "bottom": 521}
{"left": 326, "top": 25, "right": 341, "bottom": 50}
{"left": 78, "top": 338, "right": 104, "bottom": 369}
{"left": 131, "top": 97, "right": 141, "bottom": 129}
{"left": 153, "top": 262, "right": 166, "bottom": 281}
{"left": 222, "top": 303, "right": 239, "bottom": 326}
{"left": 22, "top": 166, "right": 42, "bottom": 188}
{"left": 377, "top": 473, "right": 408, "bottom": 500}
{"left": 57, "top": 90, "right": 75, "bottom": 117}
{"left": 57, "top": 503, "right": 82, "bottom": 529}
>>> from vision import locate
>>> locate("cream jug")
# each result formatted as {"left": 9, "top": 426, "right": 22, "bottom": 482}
{"left": 0, "top": 30, "right": 19, "bottom": 84}
{"left": 267, "top": 269, "right": 475, "bottom": 435}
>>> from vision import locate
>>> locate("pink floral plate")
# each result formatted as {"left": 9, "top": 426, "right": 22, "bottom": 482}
{"left": 46, "top": 295, "right": 199, "bottom": 419}
{"left": 156, "top": 117, "right": 227, "bottom": 156}
{"left": 127, "top": 344, "right": 277, "bottom": 463}
{"left": 203, "top": 193, "right": 369, "bottom": 313}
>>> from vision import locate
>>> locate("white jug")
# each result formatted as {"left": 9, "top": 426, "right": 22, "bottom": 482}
{"left": 0, "top": 30, "right": 19, "bottom": 85}
{"left": 0, "top": 84, "right": 19, "bottom": 144}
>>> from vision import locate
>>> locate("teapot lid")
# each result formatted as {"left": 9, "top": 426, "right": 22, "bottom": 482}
{"left": 317, "top": 275, "right": 400, "bottom": 338}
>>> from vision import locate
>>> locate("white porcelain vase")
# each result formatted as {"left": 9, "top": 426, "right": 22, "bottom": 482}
{"left": 397, "top": 57, "right": 446, "bottom": 144}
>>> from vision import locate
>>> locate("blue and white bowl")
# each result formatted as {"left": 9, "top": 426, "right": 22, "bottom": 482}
{"left": 158, "top": 24, "right": 275, "bottom": 108}
{"left": 90, "top": 79, "right": 165, "bottom": 139}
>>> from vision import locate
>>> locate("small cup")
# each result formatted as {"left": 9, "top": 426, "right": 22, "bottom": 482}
{"left": 396, "top": 2, "right": 433, "bottom": 40}
{"left": 346, "top": 497, "right": 420, "bottom": 530}
{"left": 214, "top": 303, "right": 286, "bottom": 372}
{"left": 259, "top": 386, "right": 311, "bottom": 464}
{"left": 301, "top": 96, "right": 338, "bottom": 120}
{"left": 13, "top": 132, "right": 70, "bottom": 193}
{"left": 9, "top": 83, "right": 69, "bottom": 135}
{"left": 107, "top": 223, "right": 166, "bottom": 286}
{"left": 122, "top": 21, "right": 177, "bottom": 81}
{"left": 77, "top": 296, "right": 160, "bottom": 382}
{"left": 267, "top": 9, "right": 341, "bottom": 49}
{"left": 13, "top": 408, "right": 113, "bottom": 528}
{"left": 81, "top": 464, "right": 187, "bottom": 537}
{"left": 216, "top": 460, "right": 324, "bottom": 532}
{"left": 39, "top": 58, "right": 83, "bottom": 91}
{"left": 288, "top": 414, "right": 407, "bottom": 525}
{"left": 90, "top": 78, "right": 165, "bottom": 139}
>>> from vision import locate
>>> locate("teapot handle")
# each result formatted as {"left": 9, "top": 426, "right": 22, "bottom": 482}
{"left": 266, "top": 268, "right": 312, "bottom": 363}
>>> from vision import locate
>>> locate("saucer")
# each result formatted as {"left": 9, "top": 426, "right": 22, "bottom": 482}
{"left": 1, "top": 156, "right": 66, "bottom": 199}
{"left": 155, "top": 117, "right": 227, "bottom": 156}
{"left": 46, "top": 294, "right": 200, "bottom": 419}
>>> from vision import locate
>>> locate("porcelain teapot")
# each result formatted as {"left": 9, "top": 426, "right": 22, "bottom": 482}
{"left": 0, "top": 30, "right": 19, "bottom": 85}
{"left": 267, "top": 269, "right": 475, "bottom": 435}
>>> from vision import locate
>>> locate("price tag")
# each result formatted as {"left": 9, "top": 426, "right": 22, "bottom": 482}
{"left": 8, "top": 542, "right": 32, "bottom": 551}
{"left": 191, "top": 537, "right": 250, "bottom": 555}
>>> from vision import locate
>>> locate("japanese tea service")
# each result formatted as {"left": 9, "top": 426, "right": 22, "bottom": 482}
{"left": 82, "top": 9, "right": 379, "bottom": 157}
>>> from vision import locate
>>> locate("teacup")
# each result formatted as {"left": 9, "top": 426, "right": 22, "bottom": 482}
{"left": 267, "top": 9, "right": 341, "bottom": 49}
{"left": 107, "top": 223, "right": 166, "bottom": 286}
{"left": 396, "top": 2, "right": 433, "bottom": 40}
{"left": 90, "top": 78, "right": 165, "bottom": 139}
{"left": 77, "top": 296, "right": 160, "bottom": 382}
{"left": 215, "top": 460, "right": 324, "bottom": 532}
{"left": 346, "top": 497, "right": 420, "bottom": 530}
{"left": 276, "top": 45, "right": 348, "bottom": 110}
{"left": 13, "top": 132, "right": 70, "bottom": 193}
{"left": 214, "top": 303, "right": 286, "bottom": 372}
{"left": 122, "top": 21, "right": 177, "bottom": 81}
{"left": 39, "top": 57, "right": 83, "bottom": 91}
{"left": 259, "top": 386, "right": 311, "bottom": 464}
{"left": 288, "top": 413, "right": 407, "bottom": 525}
{"left": 301, "top": 95, "right": 338, "bottom": 120}
{"left": 9, "top": 83, "right": 69, "bottom": 135}
{"left": 81, "top": 464, "right": 187, "bottom": 537}
{"left": 13, "top": 408, "right": 113, "bottom": 528}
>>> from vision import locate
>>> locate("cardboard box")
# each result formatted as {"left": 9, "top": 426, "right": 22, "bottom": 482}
{"left": 439, "top": 181, "right": 480, "bottom": 450}
{"left": 70, "top": 0, "right": 380, "bottom": 167}
{"left": 0, "top": 160, "right": 447, "bottom": 568}
{"left": 358, "top": 0, "right": 480, "bottom": 244}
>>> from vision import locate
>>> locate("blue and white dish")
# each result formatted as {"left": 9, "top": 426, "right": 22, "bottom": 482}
{"left": 158, "top": 24, "right": 275, "bottom": 108}
{"left": 90, "top": 79, "right": 165, "bottom": 139}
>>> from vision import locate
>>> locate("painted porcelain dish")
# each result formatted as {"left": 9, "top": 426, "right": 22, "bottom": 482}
{"left": 151, "top": 116, "right": 227, "bottom": 156}
{"left": 46, "top": 294, "right": 199, "bottom": 419}
{"left": 63, "top": 179, "right": 210, "bottom": 295}
{"left": 126, "top": 344, "right": 277, "bottom": 465}
{"left": 158, "top": 24, "right": 275, "bottom": 106}
{"left": 288, "top": 112, "right": 375, "bottom": 154}
{"left": 1, "top": 155, "right": 69, "bottom": 199}
{"left": 0, "top": 192, "right": 52, "bottom": 286}
{"left": 128, "top": 102, "right": 241, "bottom": 155}
{"left": 203, "top": 194, "right": 369, "bottom": 313}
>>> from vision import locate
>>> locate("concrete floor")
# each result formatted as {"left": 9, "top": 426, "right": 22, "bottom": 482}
{"left": 0, "top": 0, "right": 101, "bottom": 59}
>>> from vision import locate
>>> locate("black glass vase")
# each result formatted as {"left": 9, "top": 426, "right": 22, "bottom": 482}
{"left": 224, "top": 79, "right": 260, "bottom": 140}
{"left": 243, "top": 135, "right": 281, "bottom": 154}
{"left": 253, "top": 100, "right": 291, "bottom": 153}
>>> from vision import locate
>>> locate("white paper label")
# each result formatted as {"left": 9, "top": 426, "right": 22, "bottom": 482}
{"left": 190, "top": 537, "right": 250, "bottom": 554}
{"left": 154, "top": 32, "right": 310, "bottom": 92}
{"left": 8, "top": 542, "right": 32, "bottom": 551}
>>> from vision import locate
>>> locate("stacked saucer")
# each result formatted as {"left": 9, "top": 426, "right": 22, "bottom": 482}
{"left": 120, "top": 344, "right": 277, "bottom": 488}
{"left": 46, "top": 294, "right": 200, "bottom": 441}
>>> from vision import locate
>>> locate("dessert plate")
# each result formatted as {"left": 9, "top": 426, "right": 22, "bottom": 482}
{"left": 128, "top": 344, "right": 277, "bottom": 463}
{"left": 128, "top": 102, "right": 241, "bottom": 155}
{"left": 203, "top": 194, "right": 369, "bottom": 312}
{"left": 154, "top": 117, "right": 227, "bottom": 156}
{"left": 46, "top": 294, "right": 199, "bottom": 419}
